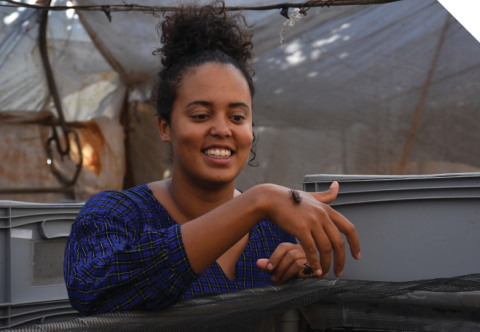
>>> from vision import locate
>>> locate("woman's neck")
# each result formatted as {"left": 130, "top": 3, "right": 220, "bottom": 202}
{"left": 167, "top": 173, "right": 237, "bottom": 223}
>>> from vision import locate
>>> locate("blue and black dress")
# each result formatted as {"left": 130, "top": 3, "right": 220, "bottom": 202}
{"left": 64, "top": 184, "right": 296, "bottom": 315}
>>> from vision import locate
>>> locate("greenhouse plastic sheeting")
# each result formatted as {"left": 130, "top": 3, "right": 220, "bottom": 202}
{"left": 2, "top": 0, "right": 480, "bottom": 193}
{"left": 0, "top": 0, "right": 125, "bottom": 122}
{"left": 236, "top": 0, "right": 480, "bottom": 190}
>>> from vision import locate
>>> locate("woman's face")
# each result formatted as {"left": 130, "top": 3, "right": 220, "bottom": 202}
{"left": 159, "top": 63, "right": 253, "bottom": 187}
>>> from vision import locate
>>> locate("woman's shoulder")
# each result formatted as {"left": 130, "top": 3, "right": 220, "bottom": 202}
{"left": 77, "top": 184, "right": 158, "bottom": 220}
{"left": 69, "top": 185, "right": 175, "bottom": 243}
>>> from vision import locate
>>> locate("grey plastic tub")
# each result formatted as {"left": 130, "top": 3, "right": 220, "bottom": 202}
{"left": 0, "top": 201, "right": 83, "bottom": 308}
{"left": 0, "top": 300, "right": 82, "bottom": 329}
{"left": 303, "top": 172, "right": 480, "bottom": 282}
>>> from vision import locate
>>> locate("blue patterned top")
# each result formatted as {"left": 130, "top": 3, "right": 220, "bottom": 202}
{"left": 64, "top": 184, "right": 297, "bottom": 315}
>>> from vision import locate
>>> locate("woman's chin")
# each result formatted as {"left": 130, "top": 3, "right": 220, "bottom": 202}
{"left": 201, "top": 172, "right": 238, "bottom": 187}
{"left": 191, "top": 167, "right": 240, "bottom": 188}
{"left": 175, "top": 154, "right": 247, "bottom": 187}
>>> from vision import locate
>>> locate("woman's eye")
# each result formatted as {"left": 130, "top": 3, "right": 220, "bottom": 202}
{"left": 193, "top": 114, "right": 208, "bottom": 120}
{"left": 232, "top": 115, "right": 245, "bottom": 122}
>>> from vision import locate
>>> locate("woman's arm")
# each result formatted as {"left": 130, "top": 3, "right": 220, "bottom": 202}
{"left": 64, "top": 191, "right": 197, "bottom": 315}
{"left": 181, "top": 182, "right": 360, "bottom": 279}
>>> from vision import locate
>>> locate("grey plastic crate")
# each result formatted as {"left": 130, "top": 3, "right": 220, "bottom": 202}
{"left": 0, "top": 300, "right": 82, "bottom": 329}
{"left": 303, "top": 173, "right": 480, "bottom": 282}
{"left": 0, "top": 201, "right": 84, "bottom": 307}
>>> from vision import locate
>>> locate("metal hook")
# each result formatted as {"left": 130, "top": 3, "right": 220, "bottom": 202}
{"left": 101, "top": 5, "right": 112, "bottom": 23}
{"left": 280, "top": 7, "right": 289, "bottom": 19}
{"left": 45, "top": 129, "right": 83, "bottom": 186}
{"left": 39, "top": 1, "right": 83, "bottom": 187}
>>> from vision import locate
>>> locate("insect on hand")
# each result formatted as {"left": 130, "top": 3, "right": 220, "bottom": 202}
{"left": 290, "top": 189, "right": 302, "bottom": 204}
{"left": 301, "top": 263, "right": 314, "bottom": 277}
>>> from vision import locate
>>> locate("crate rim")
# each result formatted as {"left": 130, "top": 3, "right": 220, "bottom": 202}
{"left": 304, "top": 172, "right": 480, "bottom": 183}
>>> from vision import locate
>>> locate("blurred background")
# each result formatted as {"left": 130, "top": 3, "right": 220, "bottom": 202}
{"left": 1, "top": 0, "right": 479, "bottom": 203}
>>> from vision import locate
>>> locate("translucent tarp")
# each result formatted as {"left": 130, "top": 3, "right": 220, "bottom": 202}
{"left": 236, "top": 0, "right": 480, "bottom": 190}
{"left": 1, "top": 0, "right": 480, "bottom": 198}
{"left": 0, "top": 0, "right": 125, "bottom": 122}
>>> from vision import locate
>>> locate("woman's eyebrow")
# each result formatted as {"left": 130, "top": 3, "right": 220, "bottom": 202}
{"left": 185, "top": 101, "right": 212, "bottom": 108}
{"left": 185, "top": 101, "right": 250, "bottom": 110}
{"left": 229, "top": 102, "right": 250, "bottom": 110}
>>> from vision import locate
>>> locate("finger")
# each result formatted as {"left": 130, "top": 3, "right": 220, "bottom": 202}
{"left": 270, "top": 248, "right": 305, "bottom": 282}
{"left": 256, "top": 259, "right": 269, "bottom": 272}
{"left": 277, "top": 258, "right": 308, "bottom": 283}
{"left": 267, "top": 243, "right": 300, "bottom": 272}
{"left": 310, "top": 181, "right": 339, "bottom": 204}
{"left": 297, "top": 234, "right": 323, "bottom": 277}
{"left": 325, "top": 205, "right": 361, "bottom": 260}
{"left": 311, "top": 223, "right": 332, "bottom": 278}
{"left": 322, "top": 218, "right": 346, "bottom": 277}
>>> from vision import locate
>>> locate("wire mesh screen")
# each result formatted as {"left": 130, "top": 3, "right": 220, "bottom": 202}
{"left": 9, "top": 274, "right": 480, "bottom": 332}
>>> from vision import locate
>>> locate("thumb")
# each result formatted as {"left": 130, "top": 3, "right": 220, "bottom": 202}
{"left": 312, "top": 181, "right": 339, "bottom": 203}
{"left": 256, "top": 259, "right": 270, "bottom": 271}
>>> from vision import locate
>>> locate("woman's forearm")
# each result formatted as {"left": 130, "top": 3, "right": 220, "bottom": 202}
{"left": 181, "top": 182, "right": 360, "bottom": 278}
{"left": 181, "top": 184, "right": 269, "bottom": 274}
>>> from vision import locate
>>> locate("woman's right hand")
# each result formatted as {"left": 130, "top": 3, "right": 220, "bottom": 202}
{"left": 258, "top": 181, "right": 361, "bottom": 278}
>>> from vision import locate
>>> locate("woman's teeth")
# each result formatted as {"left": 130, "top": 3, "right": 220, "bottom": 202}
{"left": 204, "top": 149, "right": 232, "bottom": 158}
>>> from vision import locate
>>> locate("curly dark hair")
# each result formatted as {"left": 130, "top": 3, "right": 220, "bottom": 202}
{"left": 152, "top": 0, "right": 258, "bottom": 166}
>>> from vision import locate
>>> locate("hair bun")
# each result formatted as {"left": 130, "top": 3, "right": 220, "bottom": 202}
{"left": 155, "top": 0, "right": 254, "bottom": 70}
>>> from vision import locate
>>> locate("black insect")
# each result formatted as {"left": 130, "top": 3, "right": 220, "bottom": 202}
{"left": 302, "top": 263, "right": 314, "bottom": 277}
{"left": 290, "top": 189, "right": 302, "bottom": 204}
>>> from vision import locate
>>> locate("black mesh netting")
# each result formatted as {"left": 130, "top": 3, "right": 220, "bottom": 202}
{"left": 10, "top": 274, "right": 480, "bottom": 332}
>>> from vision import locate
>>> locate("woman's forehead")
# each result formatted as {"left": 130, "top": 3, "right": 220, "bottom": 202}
{"left": 177, "top": 63, "right": 251, "bottom": 107}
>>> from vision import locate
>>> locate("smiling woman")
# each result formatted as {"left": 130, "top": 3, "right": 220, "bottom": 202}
{"left": 63, "top": 0, "right": 360, "bottom": 316}
{"left": 159, "top": 63, "right": 253, "bottom": 186}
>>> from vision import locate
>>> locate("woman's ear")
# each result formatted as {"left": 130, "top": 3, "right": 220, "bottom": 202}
{"left": 157, "top": 117, "right": 171, "bottom": 142}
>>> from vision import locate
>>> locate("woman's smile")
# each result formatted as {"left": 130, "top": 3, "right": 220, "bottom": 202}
{"left": 202, "top": 146, "right": 234, "bottom": 166}
{"left": 203, "top": 149, "right": 232, "bottom": 158}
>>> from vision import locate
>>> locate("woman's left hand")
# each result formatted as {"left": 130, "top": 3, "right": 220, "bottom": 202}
{"left": 257, "top": 243, "right": 312, "bottom": 283}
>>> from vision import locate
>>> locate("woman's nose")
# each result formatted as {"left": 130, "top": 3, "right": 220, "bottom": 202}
{"left": 210, "top": 116, "right": 232, "bottom": 137}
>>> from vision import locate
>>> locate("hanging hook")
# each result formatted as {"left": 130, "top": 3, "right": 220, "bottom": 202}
{"left": 101, "top": 5, "right": 112, "bottom": 23}
{"left": 38, "top": 1, "right": 83, "bottom": 186}
{"left": 279, "top": 7, "right": 289, "bottom": 19}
